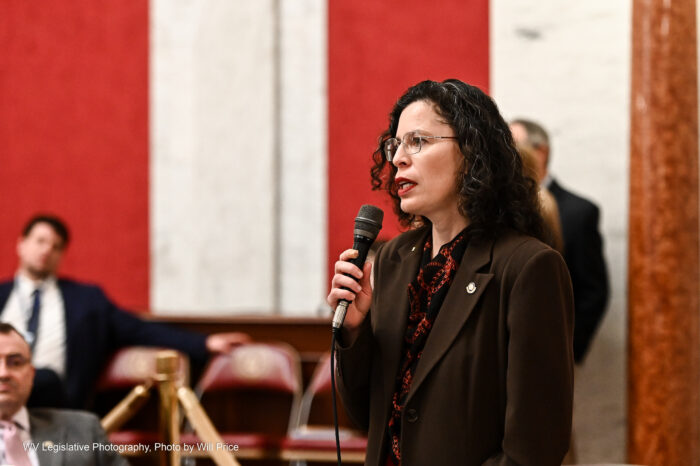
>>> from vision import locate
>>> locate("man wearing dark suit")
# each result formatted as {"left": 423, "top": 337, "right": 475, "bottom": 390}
{"left": 0, "top": 321, "right": 127, "bottom": 465}
{"left": 0, "top": 215, "right": 249, "bottom": 410}
{"left": 510, "top": 119, "right": 609, "bottom": 363}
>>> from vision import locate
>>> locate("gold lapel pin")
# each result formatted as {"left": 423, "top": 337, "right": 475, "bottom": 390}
{"left": 466, "top": 282, "right": 477, "bottom": 294}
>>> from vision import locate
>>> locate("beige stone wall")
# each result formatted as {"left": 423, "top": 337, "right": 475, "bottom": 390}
{"left": 150, "top": 0, "right": 327, "bottom": 315}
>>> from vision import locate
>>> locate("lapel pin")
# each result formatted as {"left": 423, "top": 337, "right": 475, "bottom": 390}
{"left": 466, "top": 282, "right": 477, "bottom": 294}
{"left": 411, "top": 246, "right": 416, "bottom": 252}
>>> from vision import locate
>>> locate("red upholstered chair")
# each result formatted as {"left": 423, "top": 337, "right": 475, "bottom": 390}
{"left": 280, "top": 352, "right": 367, "bottom": 463}
{"left": 96, "top": 346, "right": 190, "bottom": 390}
{"left": 96, "top": 346, "right": 190, "bottom": 458}
{"left": 180, "top": 342, "right": 304, "bottom": 460}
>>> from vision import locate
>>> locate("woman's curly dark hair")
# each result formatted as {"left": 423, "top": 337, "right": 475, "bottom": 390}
{"left": 370, "top": 79, "right": 546, "bottom": 242}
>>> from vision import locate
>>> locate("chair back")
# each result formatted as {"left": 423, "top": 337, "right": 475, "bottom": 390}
{"left": 197, "top": 342, "right": 303, "bottom": 435}
{"left": 97, "top": 346, "right": 189, "bottom": 390}
{"left": 292, "top": 352, "right": 332, "bottom": 429}
{"left": 290, "top": 352, "right": 357, "bottom": 431}
{"left": 282, "top": 352, "right": 367, "bottom": 464}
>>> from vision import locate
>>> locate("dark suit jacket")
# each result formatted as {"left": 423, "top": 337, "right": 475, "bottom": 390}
{"left": 29, "top": 408, "right": 128, "bottom": 465}
{"left": 0, "top": 279, "right": 208, "bottom": 409}
{"left": 549, "top": 179, "right": 609, "bottom": 363}
{"left": 337, "top": 227, "right": 574, "bottom": 466}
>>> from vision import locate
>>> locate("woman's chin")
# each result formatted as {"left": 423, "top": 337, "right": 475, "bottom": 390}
{"left": 399, "top": 199, "right": 419, "bottom": 216}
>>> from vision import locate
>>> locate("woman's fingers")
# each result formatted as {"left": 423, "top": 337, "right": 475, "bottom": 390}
{"left": 338, "top": 248, "right": 359, "bottom": 261}
{"left": 327, "top": 249, "right": 367, "bottom": 308}
{"left": 334, "top": 250, "right": 364, "bottom": 278}
{"left": 328, "top": 287, "right": 357, "bottom": 306}
{"left": 331, "top": 269, "right": 362, "bottom": 291}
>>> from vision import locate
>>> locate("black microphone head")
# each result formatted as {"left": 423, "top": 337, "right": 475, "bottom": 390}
{"left": 354, "top": 204, "right": 383, "bottom": 240}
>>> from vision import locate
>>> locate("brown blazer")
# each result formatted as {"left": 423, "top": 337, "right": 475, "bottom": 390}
{"left": 337, "top": 227, "right": 574, "bottom": 466}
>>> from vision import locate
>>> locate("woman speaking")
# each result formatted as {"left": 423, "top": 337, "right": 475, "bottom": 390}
{"left": 327, "top": 79, "right": 574, "bottom": 466}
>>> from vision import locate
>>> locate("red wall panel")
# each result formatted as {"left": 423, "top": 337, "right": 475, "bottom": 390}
{"left": 328, "top": 0, "right": 490, "bottom": 281}
{"left": 0, "top": 1, "right": 149, "bottom": 310}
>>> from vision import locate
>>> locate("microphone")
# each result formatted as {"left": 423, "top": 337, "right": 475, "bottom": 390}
{"left": 332, "top": 204, "right": 384, "bottom": 330}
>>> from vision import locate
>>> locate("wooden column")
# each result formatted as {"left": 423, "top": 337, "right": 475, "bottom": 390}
{"left": 628, "top": 0, "right": 700, "bottom": 464}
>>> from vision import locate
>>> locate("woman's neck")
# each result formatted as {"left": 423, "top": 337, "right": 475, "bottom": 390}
{"left": 430, "top": 215, "right": 469, "bottom": 258}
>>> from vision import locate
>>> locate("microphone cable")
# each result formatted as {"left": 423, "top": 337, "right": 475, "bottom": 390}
{"left": 329, "top": 204, "right": 383, "bottom": 466}
{"left": 330, "top": 328, "right": 342, "bottom": 466}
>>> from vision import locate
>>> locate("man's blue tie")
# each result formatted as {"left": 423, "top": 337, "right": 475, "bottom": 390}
{"left": 26, "top": 288, "right": 41, "bottom": 350}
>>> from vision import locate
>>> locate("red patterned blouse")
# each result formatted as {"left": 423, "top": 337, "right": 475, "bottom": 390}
{"left": 385, "top": 228, "right": 469, "bottom": 465}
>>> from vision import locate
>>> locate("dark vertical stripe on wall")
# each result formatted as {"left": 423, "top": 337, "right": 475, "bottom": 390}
{"left": 327, "top": 0, "right": 490, "bottom": 284}
{"left": 0, "top": 1, "right": 149, "bottom": 310}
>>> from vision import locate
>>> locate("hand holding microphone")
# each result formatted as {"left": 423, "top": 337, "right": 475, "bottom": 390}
{"left": 329, "top": 249, "right": 373, "bottom": 330}
{"left": 327, "top": 205, "right": 383, "bottom": 334}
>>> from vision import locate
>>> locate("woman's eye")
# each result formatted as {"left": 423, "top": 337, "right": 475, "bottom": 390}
{"left": 406, "top": 134, "right": 423, "bottom": 148}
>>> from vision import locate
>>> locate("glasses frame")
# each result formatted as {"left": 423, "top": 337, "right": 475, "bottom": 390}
{"left": 0, "top": 353, "right": 31, "bottom": 370}
{"left": 384, "top": 132, "right": 458, "bottom": 162}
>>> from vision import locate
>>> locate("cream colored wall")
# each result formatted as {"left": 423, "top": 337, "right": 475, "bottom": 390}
{"left": 150, "top": 0, "right": 327, "bottom": 315}
{"left": 278, "top": 0, "right": 328, "bottom": 315}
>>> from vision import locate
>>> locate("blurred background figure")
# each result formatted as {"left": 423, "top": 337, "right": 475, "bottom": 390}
{"left": 515, "top": 141, "right": 564, "bottom": 253}
{"left": 511, "top": 117, "right": 612, "bottom": 465}
{"left": 510, "top": 118, "right": 609, "bottom": 365}
{"left": 0, "top": 214, "right": 249, "bottom": 411}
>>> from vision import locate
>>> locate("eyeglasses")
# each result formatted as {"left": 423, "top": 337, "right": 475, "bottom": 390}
{"left": 0, "top": 354, "right": 30, "bottom": 370}
{"left": 384, "top": 131, "right": 458, "bottom": 162}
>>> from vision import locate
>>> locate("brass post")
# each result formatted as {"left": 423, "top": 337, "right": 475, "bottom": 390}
{"left": 157, "top": 351, "right": 181, "bottom": 466}
{"left": 101, "top": 380, "right": 153, "bottom": 433}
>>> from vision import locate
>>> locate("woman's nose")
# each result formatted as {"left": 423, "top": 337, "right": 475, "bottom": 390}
{"left": 392, "top": 144, "right": 410, "bottom": 167}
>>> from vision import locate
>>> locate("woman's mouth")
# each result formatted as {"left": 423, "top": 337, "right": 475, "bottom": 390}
{"left": 396, "top": 178, "right": 416, "bottom": 196}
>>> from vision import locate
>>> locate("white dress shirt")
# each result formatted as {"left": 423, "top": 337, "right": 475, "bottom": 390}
{"left": 1, "top": 275, "right": 67, "bottom": 377}
{"left": 542, "top": 173, "right": 553, "bottom": 189}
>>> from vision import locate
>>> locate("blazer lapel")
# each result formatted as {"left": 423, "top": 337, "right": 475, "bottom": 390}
{"left": 31, "top": 411, "right": 65, "bottom": 466}
{"left": 58, "top": 280, "right": 85, "bottom": 378}
{"left": 0, "top": 281, "right": 13, "bottom": 315}
{"left": 404, "top": 235, "right": 495, "bottom": 406}
{"left": 377, "top": 228, "right": 428, "bottom": 408}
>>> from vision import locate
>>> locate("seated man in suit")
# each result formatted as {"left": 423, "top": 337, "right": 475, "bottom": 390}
{"left": 0, "top": 322, "right": 127, "bottom": 465}
{"left": 510, "top": 118, "right": 610, "bottom": 364}
{"left": 0, "top": 214, "right": 249, "bottom": 410}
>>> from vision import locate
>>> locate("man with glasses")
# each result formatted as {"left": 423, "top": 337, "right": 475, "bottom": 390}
{"left": 0, "top": 322, "right": 127, "bottom": 465}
